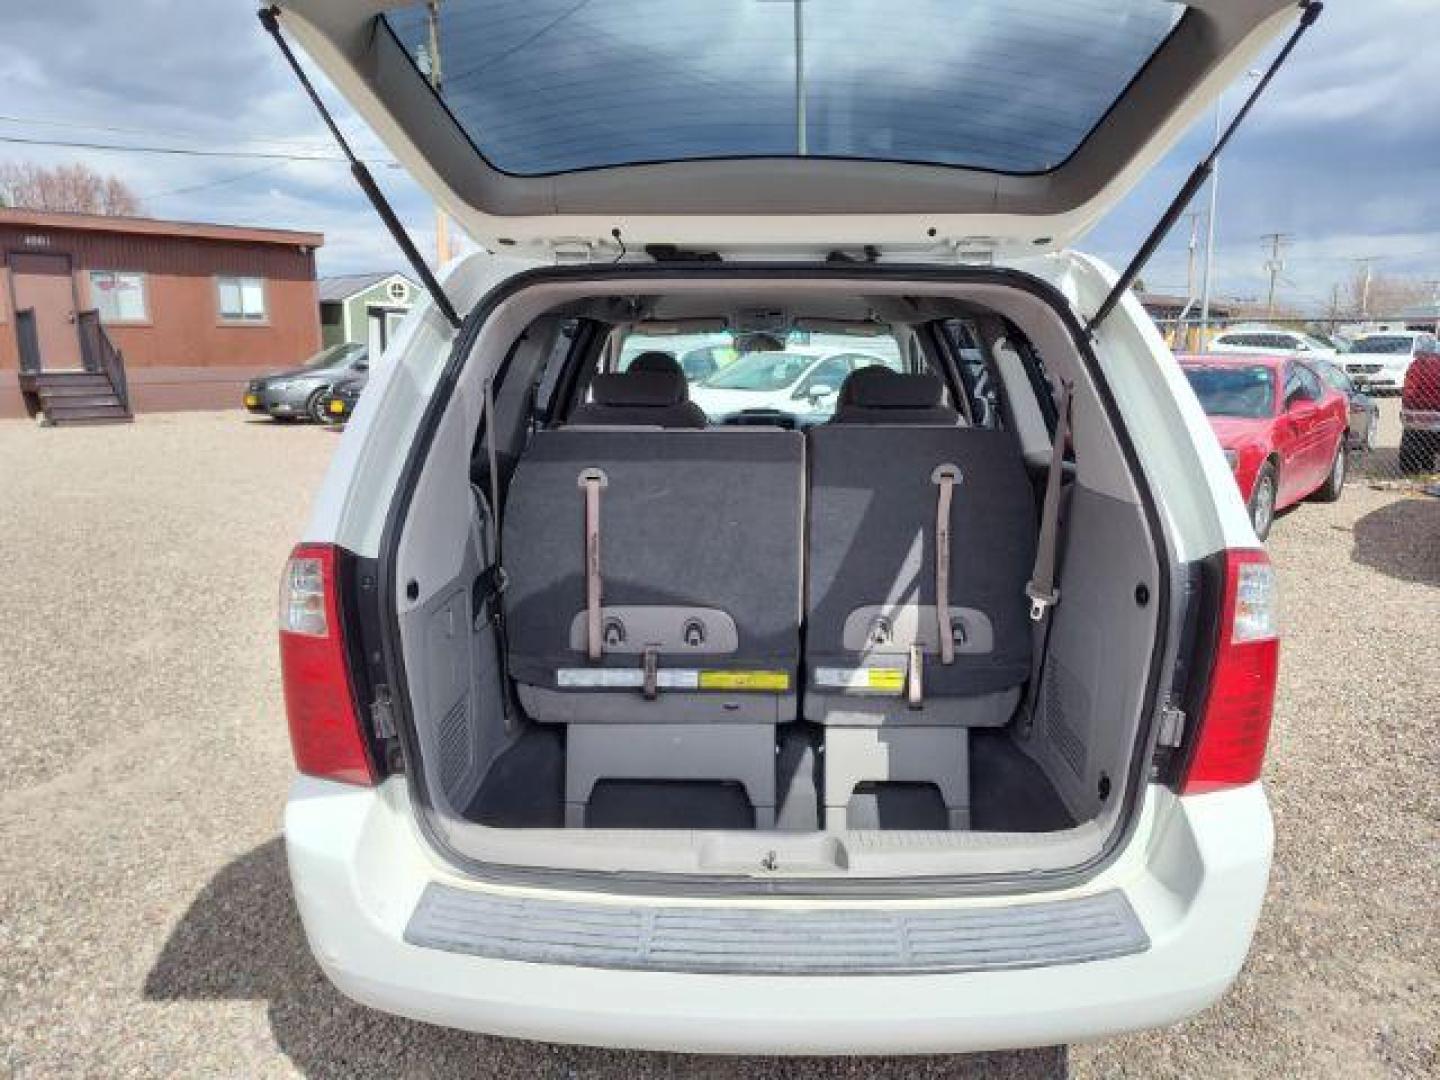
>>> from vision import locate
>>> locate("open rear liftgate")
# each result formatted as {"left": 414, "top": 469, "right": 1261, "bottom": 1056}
{"left": 260, "top": 1, "right": 1324, "bottom": 830}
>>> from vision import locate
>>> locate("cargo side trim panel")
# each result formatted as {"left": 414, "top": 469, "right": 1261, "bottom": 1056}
{"left": 404, "top": 884, "right": 1149, "bottom": 975}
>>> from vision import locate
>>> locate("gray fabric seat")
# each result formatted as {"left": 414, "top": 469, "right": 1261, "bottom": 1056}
{"left": 806, "top": 383, "right": 1036, "bottom": 829}
{"left": 503, "top": 427, "right": 805, "bottom": 826}
{"left": 568, "top": 358, "right": 708, "bottom": 428}
{"left": 829, "top": 366, "right": 963, "bottom": 426}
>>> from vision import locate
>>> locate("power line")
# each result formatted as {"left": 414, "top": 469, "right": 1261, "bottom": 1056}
{"left": 0, "top": 132, "right": 398, "bottom": 167}
{"left": 138, "top": 161, "right": 290, "bottom": 200}
{"left": 0, "top": 112, "right": 390, "bottom": 159}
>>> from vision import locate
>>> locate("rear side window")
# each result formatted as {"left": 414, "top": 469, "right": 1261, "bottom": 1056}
{"left": 1353, "top": 335, "right": 1415, "bottom": 354}
{"left": 386, "top": 0, "right": 1185, "bottom": 176}
{"left": 939, "top": 319, "right": 1001, "bottom": 429}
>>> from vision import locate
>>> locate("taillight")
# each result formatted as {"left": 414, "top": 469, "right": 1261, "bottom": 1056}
{"left": 1181, "top": 549, "right": 1280, "bottom": 794}
{"left": 278, "top": 544, "right": 376, "bottom": 785}
{"left": 1403, "top": 356, "right": 1440, "bottom": 410}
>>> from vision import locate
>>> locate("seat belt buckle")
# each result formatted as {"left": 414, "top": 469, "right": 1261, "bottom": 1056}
{"left": 472, "top": 565, "right": 508, "bottom": 625}
{"left": 1025, "top": 582, "right": 1059, "bottom": 622}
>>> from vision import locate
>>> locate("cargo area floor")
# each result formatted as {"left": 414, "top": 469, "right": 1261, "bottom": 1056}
{"left": 463, "top": 724, "right": 1075, "bottom": 832}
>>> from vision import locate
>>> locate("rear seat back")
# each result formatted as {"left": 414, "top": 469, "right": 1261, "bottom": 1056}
{"left": 502, "top": 427, "right": 805, "bottom": 826}
{"left": 805, "top": 372, "right": 1037, "bottom": 829}
{"left": 805, "top": 423, "right": 1036, "bottom": 714}
{"left": 567, "top": 363, "right": 708, "bottom": 428}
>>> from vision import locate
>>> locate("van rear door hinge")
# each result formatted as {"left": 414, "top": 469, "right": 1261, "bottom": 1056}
{"left": 1156, "top": 698, "right": 1187, "bottom": 748}
{"left": 370, "top": 685, "right": 398, "bottom": 741}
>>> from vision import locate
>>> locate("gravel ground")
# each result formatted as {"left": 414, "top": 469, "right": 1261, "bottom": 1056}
{"left": 1, "top": 408, "right": 1436, "bottom": 1079}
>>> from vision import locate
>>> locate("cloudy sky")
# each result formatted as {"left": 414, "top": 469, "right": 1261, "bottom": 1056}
{"left": 3, "top": 1, "right": 1435, "bottom": 313}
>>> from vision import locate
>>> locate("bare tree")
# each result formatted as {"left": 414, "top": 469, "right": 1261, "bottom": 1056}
{"left": 1334, "top": 266, "right": 1429, "bottom": 320}
{"left": 0, "top": 161, "right": 143, "bottom": 216}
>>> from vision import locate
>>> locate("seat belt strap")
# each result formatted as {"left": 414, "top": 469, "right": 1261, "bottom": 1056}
{"left": 932, "top": 464, "right": 962, "bottom": 665}
{"left": 579, "top": 468, "right": 607, "bottom": 661}
{"left": 483, "top": 375, "right": 503, "bottom": 567}
{"left": 1026, "top": 380, "right": 1072, "bottom": 623}
{"left": 1022, "top": 380, "right": 1073, "bottom": 731}
{"left": 906, "top": 643, "right": 924, "bottom": 710}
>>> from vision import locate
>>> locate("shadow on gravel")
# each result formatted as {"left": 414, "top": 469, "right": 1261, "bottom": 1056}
{"left": 145, "top": 839, "right": 1068, "bottom": 1080}
{"left": 1349, "top": 496, "right": 1440, "bottom": 586}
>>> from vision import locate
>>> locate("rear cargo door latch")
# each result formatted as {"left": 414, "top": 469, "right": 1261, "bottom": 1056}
{"left": 370, "top": 685, "right": 398, "bottom": 741}
{"left": 1156, "top": 697, "right": 1187, "bottom": 749}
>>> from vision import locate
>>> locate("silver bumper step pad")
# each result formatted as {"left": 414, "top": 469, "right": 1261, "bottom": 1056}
{"left": 405, "top": 883, "right": 1148, "bottom": 976}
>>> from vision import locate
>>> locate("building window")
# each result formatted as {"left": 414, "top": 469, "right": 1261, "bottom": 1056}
{"left": 90, "top": 271, "right": 148, "bottom": 323}
{"left": 217, "top": 276, "right": 267, "bottom": 322}
{"left": 387, "top": 279, "right": 410, "bottom": 303}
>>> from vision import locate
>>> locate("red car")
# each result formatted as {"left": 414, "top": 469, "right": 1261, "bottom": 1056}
{"left": 1399, "top": 348, "right": 1440, "bottom": 473}
{"left": 1178, "top": 354, "right": 1349, "bottom": 539}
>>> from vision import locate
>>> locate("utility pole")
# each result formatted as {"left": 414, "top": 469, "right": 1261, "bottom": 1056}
{"left": 1198, "top": 70, "right": 1261, "bottom": 350}
{"left": 1351, "top": 257, "right": 1379, "bottom": 321}
{"left": 425, "top": 1, "right": 451, "bottom": 267}
{"left": 1184, "top": 212, "right": 1203, "bottom": 300}
{"left": 1260, "top": 232, "right": 1291, "bottom": 316}
{"left": 1197, "top": 99, "right": 1222, "bottom": 349}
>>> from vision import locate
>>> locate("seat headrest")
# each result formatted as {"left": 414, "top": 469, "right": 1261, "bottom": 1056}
{"left": 591, "top": 369, "right": 690, "bottom": 408}
{"left": 627, "top": 350, "right": 683, "bottom": 377}
{"left": 838, "top": 367, "right": 945, "bottom": 409}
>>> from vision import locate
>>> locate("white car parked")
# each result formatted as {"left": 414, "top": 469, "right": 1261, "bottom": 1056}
{"left": 687, "top": 347, "right": 903, "bottom": 423}
{"left": 268, "top": 0, "right": 1307, "bottom": 1056}
{"left": 1208, "top": 325, "right": 1338, "bottom": 360}
{"left": 1339, "top": 331, "right": 1438, "bottom": 393}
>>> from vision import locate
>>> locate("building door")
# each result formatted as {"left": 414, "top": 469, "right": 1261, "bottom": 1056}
{"left": 366, "top": 306, "right": 408, "bottom": 360}
{"left": 10, "top": 252, "right": 83, "bottom": 369}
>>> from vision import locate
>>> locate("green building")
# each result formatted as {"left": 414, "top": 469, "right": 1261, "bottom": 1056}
{"left": 317, "top": 272, "right": 417, "bottom": 356}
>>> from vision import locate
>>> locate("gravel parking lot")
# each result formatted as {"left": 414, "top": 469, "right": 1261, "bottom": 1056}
{"left": 2, "top": 409, "right": 1435, "bottom": 1078}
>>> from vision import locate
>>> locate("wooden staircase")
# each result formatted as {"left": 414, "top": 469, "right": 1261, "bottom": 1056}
{"left": 16, "top": 308, "right": 133, "bottom": 426}
{"left": 23, "top": 370, "right": 133, "bottom": 425}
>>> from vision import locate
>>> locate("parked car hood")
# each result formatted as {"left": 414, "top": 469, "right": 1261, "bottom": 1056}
{"left": 1206, "top": 415, "right": 1271, "bottom": 448}
{"left": 259, "top": 364, "right": 340, "bottom": 383}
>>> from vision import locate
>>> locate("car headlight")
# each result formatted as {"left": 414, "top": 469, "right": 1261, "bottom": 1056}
{"left": 1224, "top": 449, "right": 1239, "bottom": 471}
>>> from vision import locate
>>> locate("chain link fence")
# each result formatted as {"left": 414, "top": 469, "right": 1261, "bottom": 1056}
{"left": 1148, "top": 312, "right": 1440, "bottom": 491}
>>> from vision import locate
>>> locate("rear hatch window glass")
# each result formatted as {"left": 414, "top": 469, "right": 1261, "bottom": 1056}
{"left": 615, "top": 327, "right": 905, "bottom": 422}
{"left": 385, "top": 0, "right": 1185, "bottom": 176}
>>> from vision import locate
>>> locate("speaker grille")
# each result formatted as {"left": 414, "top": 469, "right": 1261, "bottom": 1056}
{"left": 437, "top": 698, "right": 473, "bottom": 795}
{"left": 1043, "top": 656, "right": 1087, "bottom": 778}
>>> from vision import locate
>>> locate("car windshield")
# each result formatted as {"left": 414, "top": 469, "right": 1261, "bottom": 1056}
{"left": 702, "top": 352, "right": 819, "bottom": 391}
{"left": 1352, "top": 336, "right": 1414, "bottom": 354}
{"left": 303, "top": 343, "right": 364, "bottom": 369}
{"left": 1312, "top": 361, "right": 1350, "bottom": 392}
{"left": 1183, "top": 365, "right": 1275, "bottom": 419}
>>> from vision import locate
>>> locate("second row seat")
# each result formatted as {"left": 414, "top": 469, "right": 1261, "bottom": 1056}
{"left": 501, "top": 361, "right": 1036, "bottom": 829}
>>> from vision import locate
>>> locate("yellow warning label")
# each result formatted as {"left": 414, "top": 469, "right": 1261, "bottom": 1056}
{"left": 862, "top": 668, "right": 907, "bottom": 692}
{"left": 698, "top": 670, "right": 791, "bottom": 692}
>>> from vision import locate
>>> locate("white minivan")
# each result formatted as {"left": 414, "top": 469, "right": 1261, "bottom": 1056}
{"left": 273, "top": 0, "right": 1304, "bottom": 1055}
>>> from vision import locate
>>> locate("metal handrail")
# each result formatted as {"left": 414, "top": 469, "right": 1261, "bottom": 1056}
{"left": 16, "top": 309, "right": 42, "bottom": 374}
{"left": 76, "top": 309, "right": 131, "bottom": 412}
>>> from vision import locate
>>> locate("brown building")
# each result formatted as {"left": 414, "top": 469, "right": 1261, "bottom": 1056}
{"left": 1, "top": 208, "right": 324, "bottom": 418}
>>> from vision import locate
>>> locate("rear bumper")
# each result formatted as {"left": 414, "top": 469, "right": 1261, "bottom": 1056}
{"left": 1401, "top": 408, "right": 1440, "bottom": 433}
{"left": 1344, "top": 367, "right": 1404, "bottom": 390}
{"left": 245, "top": 386, "right": 316, "bottom": 416}
{"left": 285, "top": 777, "right": 1273, "bottom": 1054}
